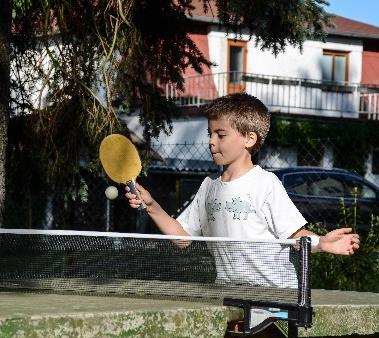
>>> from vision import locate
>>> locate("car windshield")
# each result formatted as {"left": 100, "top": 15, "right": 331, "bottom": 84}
{"left": 283, "top": 172, "right": 378, "bottom": 199}
{"left": 283, "top": 172, "right": 345, "bottom": 197}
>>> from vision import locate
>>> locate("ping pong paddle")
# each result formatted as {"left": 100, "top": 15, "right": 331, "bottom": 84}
{"left": 99, "top": 134, "right": 146, "bottom": 210}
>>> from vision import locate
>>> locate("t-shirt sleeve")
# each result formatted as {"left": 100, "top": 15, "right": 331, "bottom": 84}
{"left": 176, "top": 178, "right": 208, "bottom": 236}
{"left": 262, "top": 173, "right": 307, "bottom": 239}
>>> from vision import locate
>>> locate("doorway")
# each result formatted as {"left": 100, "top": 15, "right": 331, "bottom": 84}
{"left": 227, "top": 40, "right": 247, "bottom": 94}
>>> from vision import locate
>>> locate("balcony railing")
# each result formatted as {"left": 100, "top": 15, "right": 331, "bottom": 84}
{"left": 165, "top": 72, "right": 379, "bottom": 120}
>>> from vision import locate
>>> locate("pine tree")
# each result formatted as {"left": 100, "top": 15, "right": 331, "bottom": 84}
{"left": 0, "top": 0, "right": 11, "bottom": 223}
{"left": 3, "top": 0, "right": 331, "bottom": 218}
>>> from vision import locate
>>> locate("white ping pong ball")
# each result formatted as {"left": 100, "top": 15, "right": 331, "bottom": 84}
{"left": 105, "top": 186, "right": 118, "bottom": 200}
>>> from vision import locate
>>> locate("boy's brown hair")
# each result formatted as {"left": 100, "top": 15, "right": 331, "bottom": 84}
{"left": 204, "top": 93, "right": 270, "bottom": 154}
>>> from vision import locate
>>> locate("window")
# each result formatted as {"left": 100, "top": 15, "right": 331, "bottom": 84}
{"left": 308, "top": 174, "right": 344, "bottom": 197}
{"left": 344, "top": 179, "right": 377, "bottom": 199}
{"left": 229, "top": 46, "right": 244, "bottom": 82}
{"left": 321, "top": 50, "right": 349, "bottom": 82}
{"left": 283, "top": 172, "right": 348, "bottom": 197}
{"left": 283, "top": 174, "right": 308, "bottom": 195}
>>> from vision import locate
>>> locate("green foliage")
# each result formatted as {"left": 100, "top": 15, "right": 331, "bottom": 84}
{"left": 12, "top": 0, "right": 33, "bottom": 18}
{"left": 267, "top": 117, "right": 379, "bottom": 174}
{"left": 9, "top": 0, "right": 332, "bottom": 188}
{"left": 10, "top": 0, "right": 214, "bottom": 188}
{"left": 214, "top": 0, "right": 332, "bottom": 55}
{"left": 5, "top": 116, "right": 46, "bottom": 228}
{"left": 307, "top": 193, "right": 379, "bottom": 293}
{"left": 4, "top": 115, "right": 92, "bottom": 228}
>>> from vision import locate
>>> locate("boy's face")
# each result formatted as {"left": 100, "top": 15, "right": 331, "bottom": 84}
{"left": 208, "top": 116, "right": 256, "bottom": 167}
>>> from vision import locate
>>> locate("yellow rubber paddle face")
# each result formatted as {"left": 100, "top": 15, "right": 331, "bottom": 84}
{"left": 99, "top": 134, "right": 145, "bottom": 210}
{"left": 99, "top": 134, "right": 142, "bottom": 184}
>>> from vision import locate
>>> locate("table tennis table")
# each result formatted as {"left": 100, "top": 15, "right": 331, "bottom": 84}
{"left": 0, "top": 288, "right": 378, "bottom": 337}
{"left": 0, "top": 230, "right": 377, "bottom": 337}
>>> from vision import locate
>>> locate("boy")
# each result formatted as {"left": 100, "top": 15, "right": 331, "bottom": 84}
{"left": 126, "top": 93, "right": 359, "bottom": 286}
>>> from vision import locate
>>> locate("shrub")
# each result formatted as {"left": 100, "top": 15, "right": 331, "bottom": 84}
{"left": 308, "top": 192, "right": 379, "bottom": 293}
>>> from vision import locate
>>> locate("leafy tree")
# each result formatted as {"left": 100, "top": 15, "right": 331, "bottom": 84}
{"left": 3, "top": 0, "right": 331, "bottom": 221}
{"left": 0, "top": 0, "right": 11, "bottom": 223}
{"left": 213, "top": 0, "right": 331, "bottom": 54}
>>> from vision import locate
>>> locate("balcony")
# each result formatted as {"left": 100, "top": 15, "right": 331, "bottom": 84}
{"left": 165, "top": 72, "right": 379, "bottom": 120}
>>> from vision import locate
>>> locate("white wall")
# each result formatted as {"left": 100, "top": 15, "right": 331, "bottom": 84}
{"left": 249, "top": 37, "right": 363, "bottom": 83}
{"left": 10, "top": 46, "right": 50, "bottom": 114}
{"left": 122, "top": 115, "right": 211, "bottom": 161}
{"left": 259, "top": 146, "right": 297, "bottom": 168}
{"left": 11, "top": 42, "right": 107, "bottom": 115}
{"left": 321, "top": 147, "right": 334, "bottom": 169}
{"left": 207, "top": 29, "right": 363, "bottom": 83}
{"left": 365, "top": 151, "right": 379, "bottom": 187}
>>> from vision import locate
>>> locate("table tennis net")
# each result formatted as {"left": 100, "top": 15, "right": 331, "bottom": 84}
{"left": 0, "top": 229, "right": 310, "bottom": 306}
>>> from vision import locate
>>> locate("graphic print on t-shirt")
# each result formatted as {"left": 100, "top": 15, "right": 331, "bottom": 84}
{"left": 225, "top": 196, "right": 256, "bottom": 220}
{"left": 206, "top": 199, "right": 222, "bottom": 222}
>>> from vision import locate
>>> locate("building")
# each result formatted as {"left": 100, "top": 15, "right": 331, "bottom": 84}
{"left": 124, "top": 8, "right": 379, "bottom": 217}
{"left": 166, "top": 9, "right": 379, "bottom": 119}
{"left": 7, "top": 4, "right": 379, "bottom": 230}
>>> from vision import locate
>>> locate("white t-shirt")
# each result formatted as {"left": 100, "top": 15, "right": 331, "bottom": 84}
{"left": 177, "top": 165, "right": 307, "bottom": 287}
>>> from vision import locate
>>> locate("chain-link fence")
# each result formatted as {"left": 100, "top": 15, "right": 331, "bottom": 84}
{"left": 4, "top": 138, "right": 379, "bottom": 232}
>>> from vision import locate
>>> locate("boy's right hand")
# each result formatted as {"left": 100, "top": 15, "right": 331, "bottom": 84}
{"left": 125, "top": 183, "right": 153, "bottom": 209}
{"left": 126, "top": 182, "right": 190, "bottom": 238}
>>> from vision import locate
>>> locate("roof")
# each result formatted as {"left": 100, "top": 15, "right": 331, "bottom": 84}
{"left": 189, "top": 1, "right": 379, "bottom": 40}
{"left": 150, "top": 158, "right": 219, "bottom": 173}
{"left": 328, "top": 16, "right": 379, "bottom": 39}
{"left": 271, "top": 166, "right": 353, "bottom": 175}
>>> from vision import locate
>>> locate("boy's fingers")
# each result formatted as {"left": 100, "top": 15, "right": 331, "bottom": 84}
{"left": 130, "top": 202, "right": 141, "bottom": 209}
{"left": 135, "top": 182, "right": 146, "bottom": 193}
{"left": 129, "top": 198, "right": 142, "bottom": 206}
{"left": 125, "top": 184, "right": 142, "bottom": 193}
{"left": 125, "top": 192, "right": 143, "bottom": 207}
{"left": 127, "top": 195, "right": 142, "bottom": 204}
{"left": 347, "top": 235, "right": 359, "bottom": 247}
{"left": 336, "top": 227, "right": 352, "bottom": 234}
{"left": 125, "top": 192, "right": 136, "bottom": 199}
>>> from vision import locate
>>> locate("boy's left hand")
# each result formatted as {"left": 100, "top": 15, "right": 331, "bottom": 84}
{"left": 319, "top": 228, "right": 360, "bottom": 255}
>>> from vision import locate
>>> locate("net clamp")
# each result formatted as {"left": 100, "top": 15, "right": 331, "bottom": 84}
{"left": 223, "top": 298, "right": 309, "bottom": 336}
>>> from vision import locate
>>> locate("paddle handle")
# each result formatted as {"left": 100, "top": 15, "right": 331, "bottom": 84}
{"left": 126, "top": 180, "right": 146, "bottom": 211}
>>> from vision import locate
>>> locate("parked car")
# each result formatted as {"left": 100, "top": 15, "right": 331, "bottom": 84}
{"left": 272, "top": 167, "right": 379, "bottom": 231}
